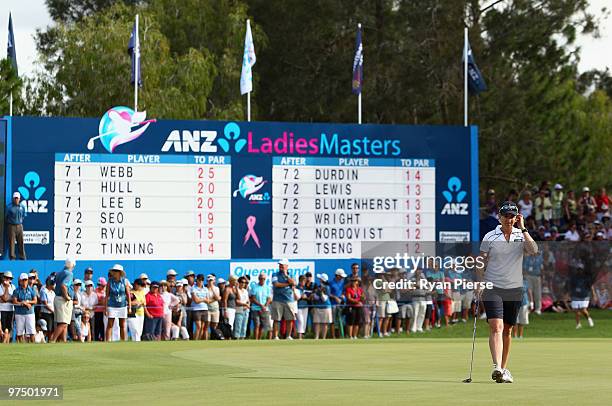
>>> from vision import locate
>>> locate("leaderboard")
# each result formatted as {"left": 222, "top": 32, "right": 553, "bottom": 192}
{"left": 272, "top": 157, "right": 436, "bottom": 258}
{"left": 54, "top": 153, "right": 231, "bottom": 260}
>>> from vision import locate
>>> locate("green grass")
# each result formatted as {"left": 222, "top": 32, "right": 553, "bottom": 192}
{"left": 2, "top": 310, "right": 611, "bottom": 406}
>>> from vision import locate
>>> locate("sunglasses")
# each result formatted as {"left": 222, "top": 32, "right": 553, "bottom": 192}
{"left": 502, "top": 214, "right": 516, "bottom": 219}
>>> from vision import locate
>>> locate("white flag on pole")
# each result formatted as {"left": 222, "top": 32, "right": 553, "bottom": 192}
{"left": 240, "top": 19, "right": 256, "bottom": 95}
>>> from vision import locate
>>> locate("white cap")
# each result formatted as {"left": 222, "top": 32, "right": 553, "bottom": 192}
{"left": 139, "top": 273, "right": 149, "bottom": 280}
{"left": 166, "top": 269, "right": 177, "bottom": 276}
{"left": 278, "top": 258, "right": 290, "bottom": 266}
{"left": 19, "top": 273, "right": 29, "bottom": 281}
{"left": 554, "top": 183, "right": 563, "bottom": 190}
{"left": 582, "top": 186, "right": 590, "bottom": 192}
{"left": 73, "top": 279, "right": 83, "bottom": 285}
{"left": 4, "top": 271, "right": 13, "bottom": 278}
{"left": 317, "top": 274, "right": 329, "bottom": 282}
{"left": 179, "top": 278, "right": 188, "bottom": 285}
{"left": 207, "top": 275, "right": 216, "bottom": 281}
{"left": 12, "top": 192, "right": 20, "bottom": 198}
{"left": 65, "top": 258, "right": 76, "bottom": 269}
{"left": 335, "top": 268, "right": 347, "bottom": 278}
{"left": 176, "top": 281, "right": 184, "bottom": 287}
{"left": 218, "top": 278, "right": 226, "bottom": 284}
{"left": 28, "top": 271, "right": 36, "bottom": 277}
{"left": 110, "top": 264, "right": 124, "bottom": 273}
{"left": 85, "top": 280, "right": 94, "bottom": 287}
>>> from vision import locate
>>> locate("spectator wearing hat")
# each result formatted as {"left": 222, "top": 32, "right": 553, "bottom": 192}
{"left": 234, "top": 277, "right": 251, "bottom": 339}
{"left": 39, "top": 277, "right": 56, "bottom": 340}
{"left": 34, "top": 319, "right": 47, "bottom": 343}
{"left": 579, "top": 187, "right": 597, "bottom": 220}
{"left": 523, "top": 246, "right": 544, "bottom": 314}
{"left": 12, "top": 273, "right": 38, "bottom": 342}
{"left": 295, "top": 275, "right": 309, "bottom": 339}
{"left": 564, "top": 223, "right": 581, "bottom": 242}
{"left": 5, "top": 191, "right": 27, "bottom": 260}
{"left": 143, "top": 282, "right": 164, "bottom": 340}
{"left": 206, "top": 275, "right": 222, "bottom": 333}
{"left": 138, "top": 273, "right": 150, "bottom": 294}
{"left": 485, "top": 189, "right": 498, "bottom": 218}
{"left": 0, "top": 271, "right": 16, "bottom": 343}
{"left": 170, "top": 282, "right": 190, "bottom": 340}
{"left": 271, "top": 259, "right": 296, "bottom": 340}
{"left": 105, "top": 264, "right": 131, "bottom": 341}
{"left": 165, "top": 269, "right": 177, "bottom": 291}
{"left": 595, "top": 187, "right": 610, "bottom": 221}
{"left": 311, "top": 274, "right": 332, "bottom": 339}
{"left": 551, "top": 184, "right": 564, "bottom": 226}
{"left": 80, "top": 280, "right": 97, "bottom": 339}
{"left": 71, "top": 279, "right": 84, "bottom": 341}
{"left": 222, "top": 275, "right": 238, "bottom": 332}
{"left": 345, "top": 276, "right": 365, "bottom": 339}
{"left": 127, "top": 279, "right": 146, "bottom": 341}
{"left": 329, "top": 268, "right": 347, "bottom": 339}
{"left": 83, "top": 268, "right": 95, "bottom": 290}
{"left": 160, "top": 280, "right": 180, "bottom": 340}
{"left": 183, "top": 271, "right": 196, "bottom": 338}
{"left": 191, "top": 274, "right": 211, "bottom": 340}
{"left": 249, "top": 273, "right": 272, "bottom": 340}
{"left": 563, "top": 190, "right": 578, "bottom": 223}
{"left": 93, "top": 277, "right": 107, "bottom": 341}
{"left": 51, "top": 259, "right": 76, "bottom": 343}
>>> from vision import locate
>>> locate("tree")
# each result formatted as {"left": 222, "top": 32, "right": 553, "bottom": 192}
{"left": 0, "top": 59, "right": 23, "bottom": 115}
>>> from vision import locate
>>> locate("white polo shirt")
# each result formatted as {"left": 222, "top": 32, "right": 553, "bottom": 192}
{"left": 480, "top": 226, "right": 526, "bottom": 289}
{"left": 0, "top": 284, "right": 16, "bottom": 311}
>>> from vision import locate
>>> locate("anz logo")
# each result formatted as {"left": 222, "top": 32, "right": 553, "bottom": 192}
{"left": 441, "top": 177, "right": 468, "bottom": 216}
{"left": 161, "top": 122, "right": 245, "bottom": 153}
{"left": 18, "top": 171, "right": 48, "bottom": 213}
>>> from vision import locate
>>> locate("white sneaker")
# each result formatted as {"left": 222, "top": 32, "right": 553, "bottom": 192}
{"left": 576, "top": 323, "right": 582, "bottom": 329}
{"left": 588, "top": 317, "right": 594, "bottom": 327}
{"left": 417, "top": 328, "right": 424, "bottom": 333}
{"left": 535, "top": 310, "right": 542, "bottom": 315}
{"left": 502, "top": 369, "right": 514, "bottom": 383}
{"left": 491, "top": 366, "right": 504, "bottom": 383}
{"left": 274, "top": 336, "right": 280, "bottom": 340}
{"left": 286, "top": 336, "right": 293, "bottom": 340}
{"left": 479, "top": 313, "right": 487, "bottom": 320}
{"left": 384, "top": 332, "right": 390, "bottom": 337}
{"left": 378, "top": 332, "right": 383, "bottom": 338}
{"left": 461, "top": 319, "right": 467, "bottom": 323}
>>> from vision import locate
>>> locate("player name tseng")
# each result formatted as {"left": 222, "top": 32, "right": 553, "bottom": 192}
{"left": 314, "top": 198, "right": 398, "bottom": 210}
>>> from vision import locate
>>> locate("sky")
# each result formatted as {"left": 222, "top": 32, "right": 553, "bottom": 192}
{"left": 0, "top": 0, "right": 611, "bottom": 79}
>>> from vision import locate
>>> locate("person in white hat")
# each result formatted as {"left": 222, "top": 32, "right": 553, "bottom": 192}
{"left": 329, "top": 268, "right": 347, "bottom": 339}
{"left": 104, "top": 264, "right": 131, "bottom": 341}
{"left": 80, "top": 280, "right": 98, "bottom": 340}
{"left": 6, "top": 191, "right": 27, "bottom": 260}
{"left": 206, "top": 275, "right": 221, "bottom": 332}
{"left": 0, "top": 271, "right": 16, "bottom": 343}
{"left": 312, "top": 274, "right": 333, "bottom": 339}
{"left": 12, "top": 273, "right": 38, "bottom": 342}
{"left": 271, "top": 259, "right": 297, "bottom": 340}
{"left": 166, "top": 269, "right": 178, "bottom": 291}
{"left": 50, "top": 259, "right": 76, "bottom": 343}
{"left": 551, "top": 184, "right": 564, "bottom": 226}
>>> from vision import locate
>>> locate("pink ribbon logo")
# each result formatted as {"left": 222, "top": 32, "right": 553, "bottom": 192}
{"left": 243, "top": 215, "right": 261, "bottom": 248}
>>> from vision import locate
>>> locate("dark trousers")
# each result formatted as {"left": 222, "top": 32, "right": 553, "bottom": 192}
{"left": 143, "top": 317, "right": 163, "bottom": 340}
{"left": 94, "top": 312, "right": 105, "bottom": 341}
{"left": 7, "top": 224, "right": 26, "bottom": 260}
{"left": 185, "top": 310, "right": 194, "bottom": 339}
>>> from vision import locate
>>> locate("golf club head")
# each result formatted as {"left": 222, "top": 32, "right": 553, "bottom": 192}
{"left": 462, "top": 378, "right": 472, "bottom": 383}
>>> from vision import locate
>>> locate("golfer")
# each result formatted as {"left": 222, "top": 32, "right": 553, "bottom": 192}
{"left": 479, "top": 201, "right": 537, "bottom": 383}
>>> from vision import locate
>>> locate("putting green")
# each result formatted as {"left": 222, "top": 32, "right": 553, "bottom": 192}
{"left": 2, "top": 337, "right": 611, "bottom": 405}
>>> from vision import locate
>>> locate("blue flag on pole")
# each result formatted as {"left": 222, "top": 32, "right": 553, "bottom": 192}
{"left": 464, "top": 41, "right": 486, "bottom": 94}
{"left": 352, "top": 25, "right": 363, "bottom": 95}
{"left": 240, "top": 19, "right": 256, "bottom": 95}
{"left": 7, "top": 13, "right": 18, "bottom": 76}
{"left": 128, "top": 21, "right": 142, "bottom": 86}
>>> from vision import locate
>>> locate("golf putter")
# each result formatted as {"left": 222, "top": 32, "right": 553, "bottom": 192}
{"left": 463, "top": 295, "right": 481, "bottom": 383}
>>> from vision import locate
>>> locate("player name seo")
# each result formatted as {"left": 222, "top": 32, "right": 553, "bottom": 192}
{"left": 373, "top": 279, "right": 493, "bottom": 291}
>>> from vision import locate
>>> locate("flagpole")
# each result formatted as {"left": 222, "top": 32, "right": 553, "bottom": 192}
{"left": 464, "top": 26, "right": 468, "bottom": 127}
{"left": 9, "top": 93, "right": 13, "bottom": 116}
{"left": 358, "top": 23, "right": 362, "bottom": 125}
{"left": 247, "top": 92, "right": 251, "bottom": 122}
{"left": 134, "top": 14, "right": 139, "bottom": 112}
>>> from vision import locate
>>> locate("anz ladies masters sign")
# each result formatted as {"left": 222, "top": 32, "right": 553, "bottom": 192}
{"left": 3, "top": 108, "right": 478, "bottom": 263}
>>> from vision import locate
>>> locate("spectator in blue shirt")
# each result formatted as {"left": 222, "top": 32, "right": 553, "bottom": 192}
{"left": 312, "top": 274, "right": 332, "bottom": 339}
{"left": 5, "top": 192, "right": 27, "bottom": 260}
{"left": 12, "top": 273, "right": 37, "bottom": 343}
{"left": 51, "top": 259, "right": 76, "bottom": 343}
{"left": 271, "top": 259, "right": 296, "bottom": 340}
{"left": 249, "top": 273, "right": 272, "bottom": 340}
{"left": 524, "top": 247, "right": 544, "bottom": 314}
{"left": 329, "top": 268, "right": 346, "bottom": 339}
